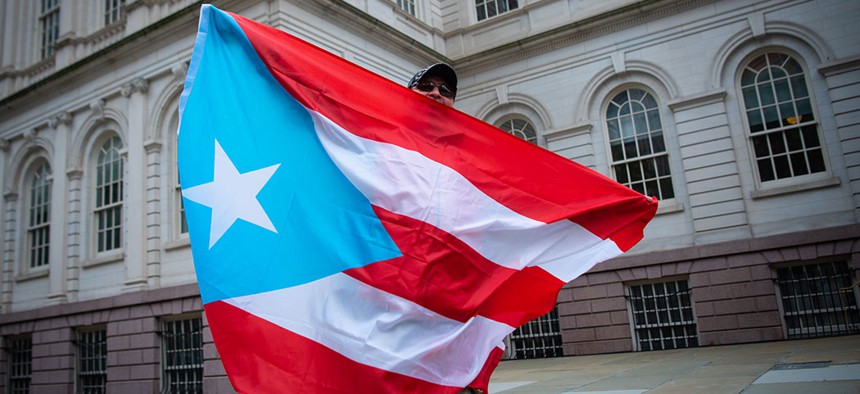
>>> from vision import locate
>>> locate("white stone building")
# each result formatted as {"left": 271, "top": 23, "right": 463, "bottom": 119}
{"left": 0, "top": 0, "right": 858, "bottom": 392}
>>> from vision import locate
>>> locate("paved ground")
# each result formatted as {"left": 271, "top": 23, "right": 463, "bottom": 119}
{"left": 488, "top": 335, "right": 860, "bottom": 393}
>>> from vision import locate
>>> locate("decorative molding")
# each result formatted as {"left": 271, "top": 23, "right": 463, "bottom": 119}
{"left": 90, "top": 98, "right": 106, "bottom": 121}
{"left": 495, "top": 86, "right": 508, "bottom": 105}
{"left": 747, "top": 12, "right": 765, "bottom": 38}
{"left": 612, "top": 51, "right": 626, "bottom": 74}
{"left": 751, "top": 176, "right": 841, "bottom": 200}
{"left": 14, "top": 269, "right": 49, "bottom": 283}
{"left": 144, "top": 140, "right": 163, "bottom": 154}
{"left": 457, "top": 0, "right": 712, "bottom": 75}
{"left": 3, "top": 190, "right": 18, "bottom": 202}
{"left": 0, "top": 138, "right": 9, "bottom": 152}
{"left": 544, "top": 122, "right": 593, "bottom": 142}
{"left": 23, "top": 128, "right": 36, "bottom": 146}
{"left": 48, "top": 111, "right": 72, "bottom": 129}
{"left": 171, "top": 61, "right": 189, "bottom": 81}
{"left": 818, "top": 54, "right": 860, "bottom": 76}
{"left": 121, "top": 77, "right": 150, "bottom": 97}
{"left": 66, "top": 167, "right": 83, "bottom": 180}
{"left": 82, "top": 252, "right": 125, "bottom": 269}
{"left": 667, "top": 90, "right": 727, "bottom": 112}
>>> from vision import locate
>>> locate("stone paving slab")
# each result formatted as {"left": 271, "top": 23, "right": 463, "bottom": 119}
{"left": 488, "top": 335, "right": 860, "bottom": 394}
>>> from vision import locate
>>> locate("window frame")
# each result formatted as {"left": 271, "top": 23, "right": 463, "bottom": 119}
{"left": 625, "top": 278, "right": 699, "bottom": 352}
{"left": 736, "top": 49, "right": 831, "bottom": 191}
{"left": 75, "top": 326, "right": 108, "bottom": 394}
{"left": 394, "top": 0, "right": 417, "bottom": 17}
{"left": 602, "top": 86, "right": 676, "bottom": 202}
{"left": 5, "top": 334, "right": 33, "bottom": 393}
{"left": 169, "top": 110, "right": 188, "bottom": 240}
{"left": 103, "top": 0, "right": 126, "bottom": 26}
{"left": 496, "top": 115, "right": 539, "bottom": 145}
{"left": 24, "top": 161, "right": 52, "bottom": 274}
{"left": 91, "top": 135, "right": 125, "bottom": 260}
{"left": 475, "top": 0, "right": 519, "bottom": 22}
{"left": 160, "top": 315, "right": 204, "bottom": 394}
{"left": 38, "top": 0, "right": 60, "bottom": 60}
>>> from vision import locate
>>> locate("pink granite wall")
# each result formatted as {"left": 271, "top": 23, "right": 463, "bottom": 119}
{"left": 559, "top": 226, "right": 860, "bottom": 355}
{"left": 0, "top": 284, "right": 234, "bottom": 393}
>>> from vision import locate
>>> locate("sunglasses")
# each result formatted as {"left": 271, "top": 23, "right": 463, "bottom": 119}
{"left": 414, "top": 81, "right": 456, "bottom": 98}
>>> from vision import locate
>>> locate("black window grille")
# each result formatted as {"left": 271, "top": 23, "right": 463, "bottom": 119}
{"left": 628, "top": 280, "right": 698, "bottom": 351}
{"left": 507, "top": 307, "right": 564, "bottom": 359}
{"left": 6, "top": 335, "right": 32, "bottom": 394}
{"left": 161, "top": 317, "right": 204, "bottom": 394}
{"left": 776, "top": 261, "right": 860, "bottom": 339}
{"left": 77, "top": 328, "right": 107, "bottom": 394}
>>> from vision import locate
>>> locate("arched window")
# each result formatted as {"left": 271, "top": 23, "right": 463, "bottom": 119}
{"left": 26, "top": 163, "right": 51, "bottom": 269}
{"left": 740, "top": 52, "right": 825, "bottom": 183}
{"left": 94, "top": 136, "right": 123, "bottom": 253}
{"left": 171, "top": 109, "right": 188, "bottom": 237}
{"left": 498, "top": 117, "right": 537, "bottom": 145}
{"left": 605, "top": 88, "right": 674, "bottom": 200}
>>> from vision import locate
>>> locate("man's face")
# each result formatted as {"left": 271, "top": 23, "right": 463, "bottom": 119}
{"left": 411, "top": 75, "right": 455, "bottom": 107}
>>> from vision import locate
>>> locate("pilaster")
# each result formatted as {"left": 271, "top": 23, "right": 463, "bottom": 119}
{"left": 121, "top": 77, "right": 150, "bottom": 292}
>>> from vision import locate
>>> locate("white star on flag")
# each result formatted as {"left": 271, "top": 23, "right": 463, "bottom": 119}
{"left": 182, "top": 139, "right": 280, "bottom": 249}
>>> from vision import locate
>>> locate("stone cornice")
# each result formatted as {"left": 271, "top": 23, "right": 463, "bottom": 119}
{"left": 454, "top": 0, "right": 716, "bottom": 75}
{"left": 818, "top": 54, "right": 860, "bottom": 76}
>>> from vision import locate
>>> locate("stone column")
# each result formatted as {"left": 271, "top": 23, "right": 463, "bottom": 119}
{"left": 121, "top": 77, "right": 150, "bottom": 292}
{"left": 45, "top": 111, "right": 71, "bottom": 305}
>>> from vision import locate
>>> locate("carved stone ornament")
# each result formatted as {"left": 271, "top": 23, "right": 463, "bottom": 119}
{"left": 48, "top": 111, "right": 72, "bottom": 129}
{"left": 90, "top": 98, "right": 106, "bottom": 119}
{"left": 122, "top": 77, "right": 150, "bottom": 97}
{"left": 172, "top": 62, "right": 189, "bottom": 81}
{"left": 23, "top": 128, "right": 36, "bottom": 146}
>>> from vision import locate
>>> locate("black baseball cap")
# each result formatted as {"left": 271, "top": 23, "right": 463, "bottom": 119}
{"left": 407, "top": 63, "right": 458, "bottom": 97}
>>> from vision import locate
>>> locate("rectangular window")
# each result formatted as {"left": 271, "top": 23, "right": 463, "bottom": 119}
{"left": 506, "top": 306, "right": 563, "bottom": 359}
{"left": 627, "top": 280, "right": 698, "bottom": 351}
{"left": 39, "top": 0, "right": 60, "bottom": 59}
{"left": 6, "top": 335, "right": 32, "bottom": 394}
{"left": 475, "top": 0, "right": 518, "bottom": 21}
{"left": 76, "top": 328, "right": 107, "bottom": 394}
{"left": 162, "top": 317, "right": 204, "bottom": 394}
{"left": 104, "top": 0, "right": 125, "bottom": 26}
{"left": 396, "top": 0, "right": 416, "bottom": 16}
{"left": 776, "top": 261, "right": 860, "bottom": 339}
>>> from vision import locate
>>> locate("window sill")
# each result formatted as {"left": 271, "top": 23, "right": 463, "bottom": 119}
{"left": 83, "top": 252, "right": 124, "bottom": 268}
{"left": 751, "top": 176, "right": 840, "bottom": 199}
{"left": 656, "top": 199, "right": 684, "bottom": 215}
{"left": 164, "top": 236, "right": 191, "bottom": 251}
{"left": 15, "top": 269, "right": 49, "bottom": 283}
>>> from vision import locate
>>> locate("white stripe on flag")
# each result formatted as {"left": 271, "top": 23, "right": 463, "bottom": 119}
{"left": 224, "top": 273, "right": 512, "bottom": 388}
{"left": 309, "top": 110, "right": 623, "bottom": 282}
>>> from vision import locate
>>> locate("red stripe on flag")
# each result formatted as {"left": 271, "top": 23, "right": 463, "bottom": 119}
{"left": 230, "top": 13, "right": 657, "bottom": 251}
{"left": 345, "top": 206, "right": 565, "bottom": 327}
{"left": 205, "top": 300, "right": 464, "bottom": 394}
{"left": 468, "top": 346, "right": 505, "bottom": 392}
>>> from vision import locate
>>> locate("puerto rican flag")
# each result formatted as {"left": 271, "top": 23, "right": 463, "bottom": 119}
{"left": 178, "top": 4, "right": 657, "bottom": 393}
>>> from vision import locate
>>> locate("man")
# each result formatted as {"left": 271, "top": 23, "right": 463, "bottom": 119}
{"left": 410, "top": 63, "right": 485, "bottom": 394}
{"left": 408, "top": 63, "right": 458, "bottom": 107}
